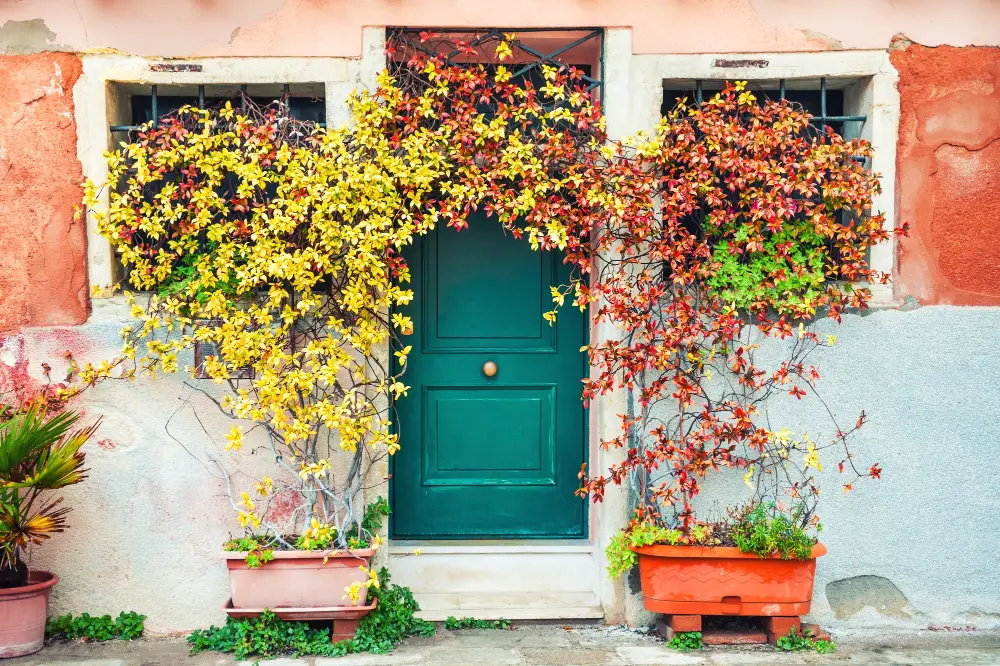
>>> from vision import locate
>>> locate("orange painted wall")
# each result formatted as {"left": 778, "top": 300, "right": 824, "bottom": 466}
{"left": 1, "top": 0, "right": 999, "bottom": 58}
{"left": 0, "top": 52, "right": 88, "bottom": 332}
{"left": 892, "top": 45, "right": 1000, "bottom": 305}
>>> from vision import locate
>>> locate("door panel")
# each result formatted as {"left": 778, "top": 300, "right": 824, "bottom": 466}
{"left": 424, "top": 224, "right": 556, "bottom": 351}
{"left": 392, "top": 214, "right": 587, "bottom": 539}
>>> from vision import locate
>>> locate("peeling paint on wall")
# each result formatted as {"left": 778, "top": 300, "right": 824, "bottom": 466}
{"left": 827, "top": 575, "right": 912, "bottom": 620}
{"left": 0, "top": 19, "right": 70, "bottom": 55}
{"left": 892, "top": 44, "right": 1000, "bottom": 305}
{"left": 0, "top": 52, "right": 88, "bottom": 332}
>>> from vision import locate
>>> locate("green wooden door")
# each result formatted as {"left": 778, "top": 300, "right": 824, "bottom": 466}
{"left": 391, "top": 213, "right": 587, "bottom": 539}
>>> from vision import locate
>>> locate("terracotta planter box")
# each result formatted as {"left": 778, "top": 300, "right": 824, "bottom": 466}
{"left": 632, "top": 543, "right": 826, "bottom": 616}
{"left": 224, "top": 549, "right": 374, "bottom": 610}
{"left": 0, "top": 570, "right": 58, "bottom": 658}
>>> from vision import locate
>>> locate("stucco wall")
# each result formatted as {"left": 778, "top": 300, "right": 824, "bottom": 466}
{"left": 0, "top": 51, "right": 88, "bottom": 332}
{"left": 892, "top": 44, "right": 1000, "bottom": 305}
{"left": 637, "top": 305, "right": 1000, "bottom": 630}
{"left": 1, "top": 0, "right": 1000, "bottom": 58}
{"left": 0, "top": 301, "right": 374, "bottom": 633}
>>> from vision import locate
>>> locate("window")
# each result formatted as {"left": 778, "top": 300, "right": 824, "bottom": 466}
{"left": 662, "top": 77, "right": 868, "bottom": 141}
{"left": 106, "top": 83, "right": 326, "bottom": 380}
{"left": 660, "top": 77, "right": 874, "bottom": 282}
{"left": 110, "top": 82, "right": 326, "bottom": 133}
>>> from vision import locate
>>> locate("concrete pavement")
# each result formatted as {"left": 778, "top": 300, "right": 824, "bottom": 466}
{"left": 8, "top": 623, "right": 1000, "bottom": 665}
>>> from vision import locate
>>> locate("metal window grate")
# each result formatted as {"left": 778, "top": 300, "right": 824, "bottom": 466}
{"left": 193, "top": 321, "right": 254, "bottom": 380}
{"left": 109, "top": 83, "right": 326, "bottom": 133}
{"left": 660, "top": 76, "right": 872, "bottom": 281}
{"left": 667, "top": 77, "right": 866, "bottom": 136}
{"left": 388, "top": 28, "right": 605, "bottom": 103}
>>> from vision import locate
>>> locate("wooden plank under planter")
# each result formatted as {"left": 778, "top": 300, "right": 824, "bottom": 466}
{"left": 631, "top": 543, "right": 827, "bottom": 616}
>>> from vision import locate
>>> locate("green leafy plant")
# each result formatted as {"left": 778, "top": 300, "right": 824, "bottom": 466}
{"left": 730, "top": 503, "right": 818, "bottom": 560}
{"left": 667, "top": 631, "right": 703, "bottom": 652}
{"left": 222, "top": 535, "right": 278, "bottom": 568}
{"left": 46, "top": 611, "right": 145, "bottom": 641}
{"left": 444, "top": 616, "right": 512, "bottom": 630}
{"left": 0, "top": 403, "right": 97, "bottom": 588}
{"left": 187, "top": 609, "right": 333, "bottom": 661}
{"left": 606, "top": 522, "right": 682, "bottom": 579}
{"left": 188, "top": 568, "right": 434, "bottom": 661}
{"left": 775, "top": 627, "right": 836, "bottom": 653}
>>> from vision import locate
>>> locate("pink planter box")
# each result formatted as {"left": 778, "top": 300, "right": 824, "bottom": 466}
{"left": 223, "top": 549, "right": 374, "bottom": 609}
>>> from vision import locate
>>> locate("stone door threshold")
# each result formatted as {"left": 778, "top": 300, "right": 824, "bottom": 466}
{"left": 387, "top": 540, "right": 603, "bottom": 621}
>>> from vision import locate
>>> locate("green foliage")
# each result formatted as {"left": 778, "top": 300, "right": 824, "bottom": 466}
{"left": 187, "top": 568, "right": 433, "bottom": 661}
{"left": 351, "top": 569, "right": 435, "bottom": 652}
{"left": 187, "top": 609, "right": 333, "bottom": 661}
{"left": 444, "top": 616, "right": 512, "bottom": 630}
{"left": 0, "top": 404, "right": 96, "bottom": 585}
{"left": 707, "top": 222, "right": 829, "bottom": 311}
{"left": 731, "top": 503, "right": 817, "bottom": 559}
{"left": 222, "top": 535, "right": 277, "bottom": 569}
{"left": 606, "top": 522, "right": 682, "bottom": 580}
{"left": 775, "top": 627, "right": 836, "bottom": 653}
{"left": 340, "top": 496, "right": 392, "bottom": 550}
{"left": 46, "top": 611, "right": 145, "bottom": 641}
{"left": 666, "top": 631, "right": 703, "bottom": 652}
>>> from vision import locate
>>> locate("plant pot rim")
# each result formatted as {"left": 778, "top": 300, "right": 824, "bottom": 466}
{"left": 221, "top": 548, "right": 374, "bottom": 560}
{"left": 630, "top": 543, "right": 827, "bottom": 559}
{"left": 0, "top": 570, "right": 58, "bottom": 597}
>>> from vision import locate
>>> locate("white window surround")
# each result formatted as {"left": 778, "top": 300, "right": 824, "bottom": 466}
{"left": 619, "top": 48, "right": 901, "bottom": 306}
{"left": 74, "top": 27, "right": 387, "bottom": 293}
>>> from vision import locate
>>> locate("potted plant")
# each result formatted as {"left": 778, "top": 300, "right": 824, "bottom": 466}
{"left": 613, "top": 505, "right": 828, "bottom": 618}
{"left": 578, "top": 82, "right": 908, "bottom": 628}
{"left": 0, "top": 403, "right": 96, "bottom": 658}
{"left": 220, "top": 497, "right": 389, "bottom": 625}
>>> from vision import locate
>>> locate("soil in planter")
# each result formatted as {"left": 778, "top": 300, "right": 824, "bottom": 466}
{"left": 0, "top": 561, "right": 28, "bottom": 589}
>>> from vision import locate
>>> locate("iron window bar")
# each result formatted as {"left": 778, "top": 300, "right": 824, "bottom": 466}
{"left": 665, "top": 75, "right": 872, "bottom": 280}
{"left": 388, "top": 27, "right": 605, "bottom": 99}
{"left": 689, "top": 77, "right": 867, "bottom": 129}
{"left": 109, "top": 83, "right": 327, "bottom": 133}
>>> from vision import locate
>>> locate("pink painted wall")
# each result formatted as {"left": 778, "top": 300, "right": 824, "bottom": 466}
{"left": 1, "top": 0, "right": 999, "bottom": 58}
{"left": 0, "top": 52, "right": 88, "bottom": 333}
{"left": 892, "top": 44, "right": 1000, "bottom": 306}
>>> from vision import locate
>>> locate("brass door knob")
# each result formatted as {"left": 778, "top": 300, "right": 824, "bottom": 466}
{"left": 482, "top": 361, "right": 498, "bottom": 378}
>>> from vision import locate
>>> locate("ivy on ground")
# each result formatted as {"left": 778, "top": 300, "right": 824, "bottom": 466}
{"left": 776, "top": 627, "right": 837, "bottom": 654}
{"left": 444, "top": 616, "right": 512, "bottom": 630}
{"left": 666, "top": 631, "right": 703, "bottom": 652}
{"left": 46, "top": 611, "right": 145, "bottom": 641}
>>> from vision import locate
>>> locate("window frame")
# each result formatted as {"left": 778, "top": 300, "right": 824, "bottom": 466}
{"left": 75, "top": 36, "right": 386, "bottom": 297}
{"left": 624, "top": 51, "right": 900, "bottom": 305}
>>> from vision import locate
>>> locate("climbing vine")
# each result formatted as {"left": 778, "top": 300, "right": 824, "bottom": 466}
{"left": 83, "top": 32, "right": 907, "bottom": 579}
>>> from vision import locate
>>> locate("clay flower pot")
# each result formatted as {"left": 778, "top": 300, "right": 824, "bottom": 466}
{"left": 632, "top": 543, "right": 826, "bottom": 616}
{"left": 0, "top": 570, "right": 58, "bottom": 658}
{"left": 223, "top": 549, "right": 375, "bottom": 610}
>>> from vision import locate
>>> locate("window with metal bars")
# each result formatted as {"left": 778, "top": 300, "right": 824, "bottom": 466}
{"left": 107, "top": 82, "right": 325, "bottom": 380}
{"left": 388, "top": 27, "right": 604, "bottom": 103}
{"left": 662, "top": 77, "right": 869, "bottom": 142}
{"left": 661, "top": 77, "right": 872, "bottom": 280}
{"left": 109, "top": 83, "right": 326, "bottom": 134}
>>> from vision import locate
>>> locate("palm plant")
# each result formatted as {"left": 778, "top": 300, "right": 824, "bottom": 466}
{"left": 0, "top": 404, "right": 97, "bottom": 588}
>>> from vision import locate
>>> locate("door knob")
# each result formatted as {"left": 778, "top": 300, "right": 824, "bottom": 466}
{"left": 482, "top": 361, "right": 498, "bottom": 378}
